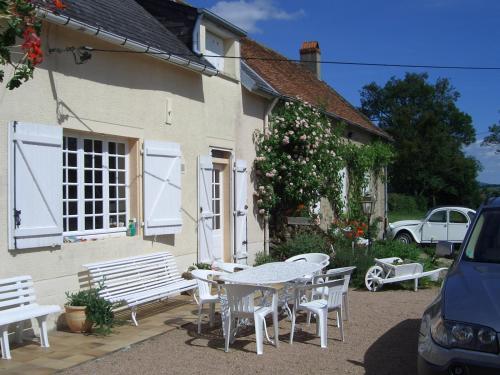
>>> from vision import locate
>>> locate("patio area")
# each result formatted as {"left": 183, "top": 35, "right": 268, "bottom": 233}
{"left": 0, "top": 287, "right": 438, "bottom": 375}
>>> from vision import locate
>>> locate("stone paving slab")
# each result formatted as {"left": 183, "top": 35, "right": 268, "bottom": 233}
{"left": 0, "top": 295, "right": 197, "bottom": 374}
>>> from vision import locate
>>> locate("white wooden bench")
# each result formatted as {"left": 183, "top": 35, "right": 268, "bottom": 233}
{"left": 83, "top": 252, "right": 196, "bottom": 326}
{"left": 0, "top": 275, "right": 61, "bottom": 360}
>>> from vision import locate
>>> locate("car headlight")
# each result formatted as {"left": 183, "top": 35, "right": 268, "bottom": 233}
{"left": 431, "top": 317, "right": 499, "bottom": 354}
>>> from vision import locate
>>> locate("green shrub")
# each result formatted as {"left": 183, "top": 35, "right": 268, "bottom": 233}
{"left": 271, "top": 231, "right": 332, "bottom": 262}
{"left": 65, "top": 286, "right": 115, "bottom": 335}
{"left": 254, "top": 251, "right": 275, "bottom": 266}
{"left": 388, "top": 193, "right": 427, "bottom": 212}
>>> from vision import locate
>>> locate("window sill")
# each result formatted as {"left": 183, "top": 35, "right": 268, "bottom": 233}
{"left": 63, "top": 228, "right": 128, "bottom": 243}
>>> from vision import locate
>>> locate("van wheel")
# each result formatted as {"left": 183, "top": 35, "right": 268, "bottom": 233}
{"left": 395, "top": 231, "right": 413, "bottom": 244}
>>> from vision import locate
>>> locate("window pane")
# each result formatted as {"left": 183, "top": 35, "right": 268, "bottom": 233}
{"left": 63, "top": 170, "right": 67, "bottom": 183}
{"left": 67, "top": 137, "right": 77, "bottom": 151}
{"left": 85, "top": 186, "right": 92, "bottom": 199}
{"left": 94, "top": 155, "right": 102, "bottom": 169}
{"left": 450, "top": 211, "right": 468, "bottom": 224}
{"left": 109, "top": 171, "right": 116, "bottom": 184}
{"left": 95, "top": 201, "right": 103, "bottom": 214}
{"left": 95, "top": 186, "right": 102, "bottom": 199}
{"left": 84, "top": 139, "right": 92, "bottom": 152}
{"left": 118, "top": 200, "right": 126, "bottom": 213}
{"left": 68, "top": 217, "right": 78, "bottom": 231}
{"left": 117, "top": 143, "right": 125, "bottom": 155}
{"left": 109, "top": 186, "right": 116, "bottom": 199}
{"left": 68, "top": 201, "right": 77, "bottom": 215}
{"left": 109, "top": 142, "right": 116, "bottom": 155}
{"left": 69, "top": 185, "right": 77, "bottom": 199}
{"left": 64, "top": 219, "right": 67, "bottom": 232}
{"left": 118, "top": 215, "right": 126, "bottom": 227}
{"left": 63, "top": 203, "right": 67, "bottom": 216}
{"left": 63, "top": 186, "right": 67, "bottom": 199}
{"left": 118, "top": 157, "right": 125, "bottom": 170}
{"left": 109, "top": 156, "right": 116, "bottom": 169}
{"left": 95, "top": 216, "right": 103, "bottom": 229}
{"left": 118, "top": 172, "right": 125, "bottom": 184}
{"left": 94, "top": 170, "right": 102, "bottom": 184}
{"left": 94, "top": 140, "right": 102, "bottom": 153}
{"left": 85, "top": 201, "right": 93, "bottom": 214}
{"left": 63, "top": 153, "right": 67, "bottom": 167}
{"left": 109, "top": 215, "right": 118, "bottom": 228}
{"left": 85, "top": 155, "right": 92, "bottom": 168}
{"left": 68, "top": 169, "right": 77, "bottom": 183}
{"left": 68, "top": 153, "right": 77, "bottom": 167}
{"left": 110, "top": 200, "right": 117, "bottom": 213}
{"left": 85, "top": 217, "right": 93, "bottom": 230}
{"left": 118, "top": 186, "right": 125, "bottom": 198}
{"left": 85, "top": 170, "right": 93, "bottom": 183}
{"left": 429, "top": 211, "right": 447, "bottom": 223}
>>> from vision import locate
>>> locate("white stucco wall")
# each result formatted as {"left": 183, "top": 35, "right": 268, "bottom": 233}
{"left": 0, "top": 23, "right": 265, "bottom": 328}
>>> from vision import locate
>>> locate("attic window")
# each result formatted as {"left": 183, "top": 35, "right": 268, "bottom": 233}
{"left": 205, "top": 31, "right": 225, "bottom": 71}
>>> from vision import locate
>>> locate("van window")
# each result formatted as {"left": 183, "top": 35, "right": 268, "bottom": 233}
{"left": 464, "top": 210, "right": 500, "bottom": 263}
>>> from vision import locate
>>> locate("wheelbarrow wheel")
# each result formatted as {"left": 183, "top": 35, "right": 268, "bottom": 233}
{"left": 365, "top": 266, "right": 385, "bottom": 291}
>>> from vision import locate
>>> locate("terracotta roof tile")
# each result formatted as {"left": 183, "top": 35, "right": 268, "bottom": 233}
{"left": 241, "top": 38, "right": 391, "bottom": 140}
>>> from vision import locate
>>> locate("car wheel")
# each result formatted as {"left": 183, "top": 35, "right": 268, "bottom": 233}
{"left": 365, "top": 266, "right": 385, "bottom": 291}
{"left": 395, "top": 231, "right": 413, "bottom": 244}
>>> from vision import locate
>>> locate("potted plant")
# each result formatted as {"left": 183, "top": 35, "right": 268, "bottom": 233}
{"left": 65, "top": 290, "right": 92, "bottom": 333}
{"left": 65, "top": 286, "right": 115, "bottom": 335}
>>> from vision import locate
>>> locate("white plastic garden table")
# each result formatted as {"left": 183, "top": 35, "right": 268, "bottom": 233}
{"left": 220, "top": 261, "right": 324, "bottom": 285}
{"left": 218, "top": 262, "right": 325, "bottom": 346}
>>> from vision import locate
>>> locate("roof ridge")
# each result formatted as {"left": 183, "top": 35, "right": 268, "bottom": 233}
{"left": 242, "top": 38, "right": 391, "bottom": 139}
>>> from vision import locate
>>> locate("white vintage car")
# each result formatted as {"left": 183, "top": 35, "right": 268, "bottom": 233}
{"left": 387, "top": 206, "right": 476, "bottom": 244}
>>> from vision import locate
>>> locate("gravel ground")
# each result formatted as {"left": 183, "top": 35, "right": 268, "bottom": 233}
{"left": 62, "top": 288, "right": 438, "bottom": 375}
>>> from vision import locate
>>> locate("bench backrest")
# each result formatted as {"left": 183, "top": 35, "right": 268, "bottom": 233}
{"left": 83, "top": 252, "right": 183, "bottom": 301}
{"left": 0, "top": 275, "right": 36, "bottom": 311}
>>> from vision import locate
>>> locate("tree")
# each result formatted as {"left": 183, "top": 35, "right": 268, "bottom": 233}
{"left": 360, "top": 73, "right": 481, "bottom": 207}
{"left": 0, "top": 0, "right": 65, "bottom": 90}
{"left": 481, "top": 118, "right": 500, "bottom": 153}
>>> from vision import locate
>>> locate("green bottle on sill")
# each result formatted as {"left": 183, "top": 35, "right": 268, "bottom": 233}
{"left": 128, "top": 219, "right": 136, "bottom": 237}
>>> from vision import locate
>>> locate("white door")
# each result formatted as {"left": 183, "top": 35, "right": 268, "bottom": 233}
{"left": 422, "top": 209, "right": 448, "bottom": 243}
{"left": 448, "top": 210, "right": 470, "bottom": 242}
{"left": 198, "top": 155, "right": 215, "bottom": 263}
{"left": 211, "top": 167, "right": 224, "bottom": 261}
{"left": 234, "top": 160, "right": 248, "bottom": 261}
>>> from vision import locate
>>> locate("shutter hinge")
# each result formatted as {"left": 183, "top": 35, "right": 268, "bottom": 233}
{"left": 14, "top": 209, "right": 21, "bottom": 228}
{"left": 13, "top": 121, "right": 17, "bottom": 132}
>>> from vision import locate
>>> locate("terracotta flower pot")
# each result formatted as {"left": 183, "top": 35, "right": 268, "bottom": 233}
{"left": 65, "top": 305, "right": 92, "bottom": 333}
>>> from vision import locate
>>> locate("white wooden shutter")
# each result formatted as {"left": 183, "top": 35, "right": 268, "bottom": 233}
{"left": 143, "top": 140, "right": 182, "bottom": 236}
{"left": 205, "top": 32, "right": 225, "bottom": 71}
{"left": 198, "top": 155, "right": 214, "bottom": 263}
{"left": 8, "top": 122, "right": 63, "bottom": 249}
{"left": 234, "top": 159, "right": 248, "bottom": 260}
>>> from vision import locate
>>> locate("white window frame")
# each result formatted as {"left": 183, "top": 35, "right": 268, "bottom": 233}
{"left": 63, "top": 133, "right": 129, "bottom": 238}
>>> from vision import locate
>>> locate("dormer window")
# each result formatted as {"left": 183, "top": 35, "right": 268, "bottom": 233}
{"left": 198, "top": 12, "right": 245, "bottom": 81}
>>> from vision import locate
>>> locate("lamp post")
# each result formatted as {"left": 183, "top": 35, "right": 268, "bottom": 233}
{"left": 361, "top": 195, "right": 376, "bottom": 252}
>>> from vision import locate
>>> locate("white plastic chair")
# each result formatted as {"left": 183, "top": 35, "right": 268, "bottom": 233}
{"left": 212, "top": 261, "right": 252, "bottom": 273}
{"left": 191, "top": 269, "right": 224, "bottom": 334}
{"left": 290, "top": 279, "right": 344, "bottom": 348}
{"left": 285, "top": 253, "right": 330, "bottom": 268}
{"left": 325, "top": 266, "right": 356, "bottom": 320}
{"left": 223, "top": 284, "right": 279, "bottom": 355}
{"left": 284, "top": 253, "right": 330, "bottom": 283}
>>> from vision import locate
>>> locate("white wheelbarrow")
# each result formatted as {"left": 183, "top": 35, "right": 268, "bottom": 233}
{"left": 365, "top": 257, "right": 447, "bottom": 292}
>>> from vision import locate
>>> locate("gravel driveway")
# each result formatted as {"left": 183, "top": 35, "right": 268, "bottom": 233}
{"left": 61, "top": 288, "right": 438, "bottom": 375}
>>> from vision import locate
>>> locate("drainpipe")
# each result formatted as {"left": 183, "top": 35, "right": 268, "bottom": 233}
{"left": 263, "top": 98, "right": 279, "bottom": 255}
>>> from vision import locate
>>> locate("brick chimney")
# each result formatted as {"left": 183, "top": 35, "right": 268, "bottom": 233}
{"left": 300, "top": 41, "right": 321, "bottom": 80}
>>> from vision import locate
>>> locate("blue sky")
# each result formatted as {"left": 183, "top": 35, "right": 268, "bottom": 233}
{"left": 195, "top": 0, "right": 500, "bottom": 183}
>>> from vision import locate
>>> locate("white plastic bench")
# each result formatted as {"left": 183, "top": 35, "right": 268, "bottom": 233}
{"left": 83, "top": 252, "right": 196, "bottom": 326}
{"left": 365, "top": 257, "right": 447, "bottom": 292}
{"left": 0, "top": 275, "right": 61, "bottom": 360}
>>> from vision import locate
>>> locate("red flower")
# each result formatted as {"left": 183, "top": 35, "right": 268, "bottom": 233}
{"left": 53, "top": 0, "right": 66, "bottom": 9}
